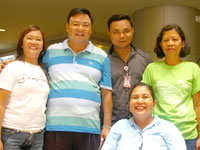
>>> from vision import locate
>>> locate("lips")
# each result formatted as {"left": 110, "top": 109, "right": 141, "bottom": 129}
{"left": 76, "top": 33, "right": 84, "bottom": 36}
{"left": 29, "top": 46, "right": 38, "bottom": 50}
{"left": 135, "top": 106, "right": 145, "bottom": 110}
{"left": 167, "top": 48, "right": 175, "bottom": 51}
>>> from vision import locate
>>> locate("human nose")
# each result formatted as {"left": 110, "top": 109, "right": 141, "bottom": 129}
{"left": 30, "top": 39, "right": 37, "bottom": 45}
{"left": 77, "top": 25, "right": 84, "bottom": 30}
{"left": 168, "top": 39, "right": 174, "bottom": 46}
{"left": 136, "top": 97, "right": 144, "bottom": 104}
{"left": 119, "top": 32, "right": 125, "bottom": 38}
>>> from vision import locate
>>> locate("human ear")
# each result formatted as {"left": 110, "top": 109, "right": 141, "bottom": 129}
{"left": 181, "top": 40, "right": 185, "bottom": 48}
{"left": 66, "top": 23, "right": 69, "bottom": 33}
{"left": 153, "top": 100, "right": 157, "bottom": 108}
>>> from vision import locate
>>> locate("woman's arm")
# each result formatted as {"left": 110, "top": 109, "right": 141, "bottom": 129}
{"left": 165, "top": 121, "right": 187, "bottom": 150}
{"left": 193, "top": 91, "right": 200, "bottom": 150}
{"left": 0, "top": 89, "right": 11, "bottom": 150}
{"left": 101, "top": 123, "right": 120, "bottom": 150}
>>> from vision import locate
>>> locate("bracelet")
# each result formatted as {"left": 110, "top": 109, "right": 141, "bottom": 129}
{"left": 103, "top": 125, "right": 112, "bottom": 129}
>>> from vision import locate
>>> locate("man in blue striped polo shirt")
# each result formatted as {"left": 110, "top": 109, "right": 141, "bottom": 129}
{"left": 43, "top": 8, "right": 112, "bottom": 150}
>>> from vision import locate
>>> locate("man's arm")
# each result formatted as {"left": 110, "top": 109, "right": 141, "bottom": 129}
{"left": 0, "top": 60, "right": 14, "bottom": 73}
{"left": 193, "top": 91, "right": 200, "bottom": 150}
{"left": 100, "top": 88, "right": 112, "bottom": 139}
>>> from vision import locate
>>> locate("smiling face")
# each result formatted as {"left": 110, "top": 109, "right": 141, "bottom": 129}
{"left": 108, "top": 19, "right": 134, "bottom": 49}
{"left": 160, "top": 29, "right": 185, "bottom": 59}
{"left": 66, "top": 13, "right": 92, "bottom": 44}
{"left": 129, "top": 85, "right": 157, "bottom": 118}
{"left": 23, "top": 30, "right": 43, "bottom": 64}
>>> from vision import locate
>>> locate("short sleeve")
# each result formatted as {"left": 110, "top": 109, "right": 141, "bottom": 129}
{"left": 0, "top": 62, "right": 18, "bottom": 91}
{"left": 192, "top": 64, "right": 200, "bottom": 95}
{"left": 42, "top": 49, "right": 50, "bottom": 71}
{"left": 99, "top": 56, "right": 112, "bottom": 90}
{"left": 141, "top": 64, "right": 153, "bottom": 86}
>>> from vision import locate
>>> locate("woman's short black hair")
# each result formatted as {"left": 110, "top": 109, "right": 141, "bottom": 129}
{"left": 154, "top": 24, "right": 190, "bottom": 59}
{"left": 129, "top": 82, "right": 155, "bottom": 101}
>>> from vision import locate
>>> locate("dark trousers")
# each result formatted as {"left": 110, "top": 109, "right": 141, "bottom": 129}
{"left": 44, "top": 131, "right": 100, "bottom": 150}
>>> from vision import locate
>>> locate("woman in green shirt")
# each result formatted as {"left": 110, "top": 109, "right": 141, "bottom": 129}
{"left": 142, "top": 24, "right": 200, "bottom": 150}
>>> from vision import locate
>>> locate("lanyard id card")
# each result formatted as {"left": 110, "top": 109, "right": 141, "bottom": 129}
{"left": 123, "top": 65, "right": 131, "bottom": 88}
{"left": 123, "top": 75, "right": 131, "bottom": 88}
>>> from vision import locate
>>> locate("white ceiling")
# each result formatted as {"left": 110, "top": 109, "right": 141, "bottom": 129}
{"left": 0, "top": 0, "right": 200, "bottom": 55}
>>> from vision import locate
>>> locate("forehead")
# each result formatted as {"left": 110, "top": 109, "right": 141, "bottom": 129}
{"left": 162, "top": 29, "right": 181, "bottom": 38}
{"left": 25, "top": 30, "right": 42, "bottom": 37}
{"left": 69, "top": 14, "right": 91, "bottom": 24}
{"left": 110, "top": 19, "right": 132, "bottom": 30}
{"left": 131, "top": 86, "right": 151, "bottom": 95}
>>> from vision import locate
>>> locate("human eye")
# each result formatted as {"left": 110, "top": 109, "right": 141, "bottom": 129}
{"left": 142, "top": 94, "right": 149, "bottom": 100}
{"left": 173, "top": 38, "right": 178, "bottom": 41}
{"left": 72, "top": 22, "right": 79, "bottom": 27}
{"left": 83, "top": 24, "right": 89, "bottom": 28}
{"left": 113, "top": 30, "right": 119, "bottom": 34}
{"left": 36, "top": 38, "right": 42, "bottom": 41}
{"left": 124, "top": 29, "right": 130, "bottom": 33}
{"left": 25, "top": 36, "right": 32, "bottom": 40}
{"left": 162, "top": 39, "right": 168, "bottom": 42}
{"left": 131, "top": 95, "right": 138, "bottom": 100}
{"left": 143, "top": 95, "right": 148, "bottom": 99}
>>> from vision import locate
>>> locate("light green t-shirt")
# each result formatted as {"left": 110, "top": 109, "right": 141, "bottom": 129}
{"left": 142, "top": 61, "right": 200, "bottom": 140}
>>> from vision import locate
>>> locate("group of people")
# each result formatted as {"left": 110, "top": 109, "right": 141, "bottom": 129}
{"left": 0, "top": 7, "right": 199, "bottom": 150}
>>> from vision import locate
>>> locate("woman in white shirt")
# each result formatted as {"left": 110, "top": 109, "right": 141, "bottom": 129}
{"left": 0, "top": 25, "right": 50, "bottom": 150}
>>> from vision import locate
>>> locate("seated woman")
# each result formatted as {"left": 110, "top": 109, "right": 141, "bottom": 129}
{"left": 101, "top": 82, "right": 186, "bottom": 150}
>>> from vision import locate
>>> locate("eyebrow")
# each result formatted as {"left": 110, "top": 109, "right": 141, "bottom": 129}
{"left": 25, "top": 35, "right": 42, "bottom": 39}
{"left": 72, "top": 21, "right": 90, "bottom": 24}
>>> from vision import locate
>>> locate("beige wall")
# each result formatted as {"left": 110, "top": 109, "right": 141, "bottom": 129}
{"left": 132, "top": 5, "right": 200, "bottom": 62}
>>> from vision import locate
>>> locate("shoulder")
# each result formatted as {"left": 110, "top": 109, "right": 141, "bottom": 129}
{"left": 113, "top": 119, "right": 131, "bottom": 129}
{"left": 156, "top": 117, "right": 179, "bottom": 131}
{"left": 145, "top": 61, "right": 162, "bottom": 69}
{"left": 0, "top": 61, "right": 24, "bottom": 78}
{"left": 4, "top": 60, "right": 24, "bottom": 70}
{"left": 182, "top": 61, "right": 199, "bottom": 68}
{"left": 89, "top": 42, "right": 108, "bottom": 58}
{"left": 135, "top": 48, "right": 152, "bottom": 62}
{"left": 108, "top": 119, "right": 130, "bottom": 134}
{"left": 180, "top": 61, "right": 200, "bottom": 75}
{"left": 47, "top": 42, "right": 65, "bottom": 50}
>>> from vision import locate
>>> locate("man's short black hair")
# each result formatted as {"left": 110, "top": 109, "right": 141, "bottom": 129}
{"left": 67, "top": 8, "right": 93, "bottom": 24}
{"left": 107, "top": 14, "right": 133, "bottom": 31}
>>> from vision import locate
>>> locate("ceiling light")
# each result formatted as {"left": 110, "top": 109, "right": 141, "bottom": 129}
{"left": 0, "top": 29, "right": 6, "bottom": 32}
{"left": 195, "top": 16, "right": 200, "bottom": 22}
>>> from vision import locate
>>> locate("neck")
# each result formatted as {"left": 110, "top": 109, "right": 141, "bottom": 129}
{"left": 134, "top": 116, "right": 154, "bottom": 130}
{"left": 68, "top": 39, "right": 89, "bottom": 53}
{"left": 165, "top": 57, "right": 182, "bottom": 66}
{"left": 113, "top": 45, "right": 131, "bottom": 62}
{"left": 24, "top": 57, "right": 38, "bottom": 65}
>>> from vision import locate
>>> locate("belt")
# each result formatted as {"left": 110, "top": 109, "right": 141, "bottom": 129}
{"left": 3, "top": 127, "right": 44, "bottom": 134}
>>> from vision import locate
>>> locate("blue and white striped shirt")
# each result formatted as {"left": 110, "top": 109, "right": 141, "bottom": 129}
{"left": 43, "top": 39, "right": 112, "bottom": 134}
